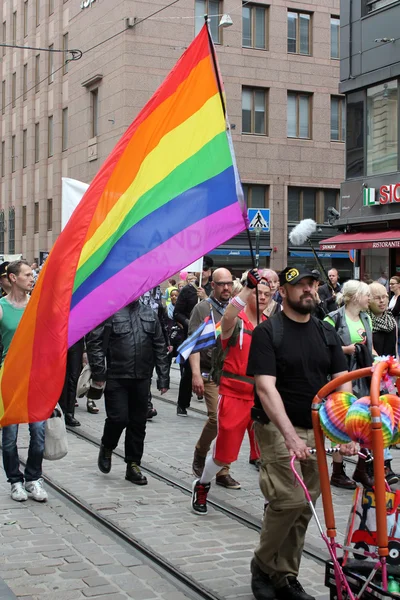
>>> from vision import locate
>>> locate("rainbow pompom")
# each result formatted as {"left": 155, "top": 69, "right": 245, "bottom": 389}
{"left": 345, "top": 396, "right": 394, "bottom": 448}
{"left": 319, "top": 392, "right": 356, "bottom": 444}
{"left": 381, "top": 394, "right": 400, "bottom": 444}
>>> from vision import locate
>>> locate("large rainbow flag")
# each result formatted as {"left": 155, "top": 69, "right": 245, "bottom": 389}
{"left": 0, "top": 24, "right": 247, "bottom": 426}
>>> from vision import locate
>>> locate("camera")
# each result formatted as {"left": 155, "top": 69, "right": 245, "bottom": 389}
{"left": 327, "top": 206, "right": 340, "bottom": 219}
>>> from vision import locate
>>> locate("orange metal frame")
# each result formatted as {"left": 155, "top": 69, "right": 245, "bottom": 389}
{"left": 312, "top": 361, "right": 400, "bottom": 560}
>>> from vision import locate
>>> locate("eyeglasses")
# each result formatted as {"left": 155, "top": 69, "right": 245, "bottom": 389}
{"left": 214, "top": 281, "right": 234, "bottom": 287}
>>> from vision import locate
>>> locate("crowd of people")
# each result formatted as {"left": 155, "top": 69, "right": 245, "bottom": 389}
{"left": 1, "top": 257, "right": 400, "bottom": 600}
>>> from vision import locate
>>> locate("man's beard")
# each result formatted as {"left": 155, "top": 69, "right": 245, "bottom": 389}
{"left": 286, "top": 293, "right": 316, "bottom": 315}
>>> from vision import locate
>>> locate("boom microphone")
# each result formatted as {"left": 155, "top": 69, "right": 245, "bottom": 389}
{"left": 289, "top": 219, "right": 317, "bottom": 246}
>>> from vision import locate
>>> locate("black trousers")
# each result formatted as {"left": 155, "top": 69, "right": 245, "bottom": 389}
{"left": 59, "top": 339, "right": 84, "bottom": 416}
{"left": 102, "top": 378, "right": 149, "bottom": 464}
{"left": 177, "top": 360, "right": 192, "bottom": 410}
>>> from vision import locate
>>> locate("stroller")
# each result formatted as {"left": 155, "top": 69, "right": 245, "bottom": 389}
{"left": 293, "top": 359, "right": 400, "bottom": 599}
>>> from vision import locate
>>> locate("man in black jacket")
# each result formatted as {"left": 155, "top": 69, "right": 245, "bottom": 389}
{"left": 86, "top": 300, "right": 169, "bottom": 485}
{"left": 318, "top": 268, "right": 341, "bottom": 312}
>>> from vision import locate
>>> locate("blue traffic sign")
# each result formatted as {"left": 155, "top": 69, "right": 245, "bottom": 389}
{"left": 247, "top": 208, "right": 270, "bottom": 232}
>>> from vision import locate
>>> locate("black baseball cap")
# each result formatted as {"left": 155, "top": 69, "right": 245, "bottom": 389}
{"left": 0, "top": 261, "right": 9, "bottom": 278}
{"left": 279, "top": 266, "right": 319, "bottom": 287}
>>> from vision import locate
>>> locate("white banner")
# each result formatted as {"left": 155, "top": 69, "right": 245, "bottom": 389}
{"left": 184, "top": 257, "right": 204, "bottom": 273}
{"left": 61, "top": 177, "right": 89, "bottom": 230}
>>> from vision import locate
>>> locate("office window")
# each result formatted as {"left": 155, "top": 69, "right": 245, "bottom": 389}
{"left": 242, "top": 4, "right": 267, "bottom": 50}
{"left": 2, "top": 80, "right": 5, "bottom": 115}
{"left": 346, "top": 91, "right": 364, "bottom": 178}
{"left": 63, "top": 33, "right": 68, "bottom": 74}
{"left": 331, "top": 96, "right": 345, "bottom": 142}
{"left": 287, "top": 11, "right": 311, "bottom": 55}
{"left": 12, "top": 72, "right": 16, "bottom": 108}
{"left": 48, "top": 116, "right": 53, "bottom": 157}
{"left": 242, "top": 87, "right": 267, "bottom": 135}
{"left": 366, "top": 0, "right": 397, "bottom": 13}
{"left": 22, "top": 205, "right": 27, "bottom": 236}
{"left": 91, "top": 89, "right": 99, "bottom": 137}
{"left": 323, "top": 189, "right": 339, "bottom": 224}
{"left": 288, "top": 187, "right": 339, "bottom": 223}
{"left": 35, "top": 122, "right": 39, "bottom": 162}
{"left": 35, "top": 55, "right": 40, "bottom": 93}
{"left": 24, "top": 2, "right": 28, "bottom": 37}
{"left": 12, "top": 11, "right": 17, "bottom": 45}
{"left": 23, "top": 64, "right": 28, "bottom": 100}
{"left": 34, "top": 201, "right": 39, "bottom": 233}
{"left": 36, "top": 0, "right": 40, "bottom": 26}
{"left": 48, "top": 44, "right": 54, "bottom": 83}
{"left": 1, "top": 141, "right": 4, "bottom": 176}
{"left": 47, "top": 198, "right": 52, "bottom": 231}
{"left": 195, "top": 0, "right": 221, "bottom": 44}
{"left": 367, "top": 80, "right": 398, "bottom": 176}
{"left": 287, "top": 92, "right": 312, "bottom": 139}
{"left": 11, "top": 136, "right": 16, "bottom": 172}
{"left": 49, "top": 0, "right": 54, "bottom": 15}
{"left": 2, "top": 22, "right": 5, "bottom": 57}
{"left": 0, "top": 212, "right": 5, "bottom": 254}
{"left": 331, "top": 16, "right": 340, "bottom": 59}
{"left": 8, "top": 207, "right": 15, "bottom": 254}
{"left": 62, "top": 107, "right": 68, "bottom": 151}
{"left": 243, "top": 184, "right": 269, "bottom": 208}
{"left": 23, "top": 129, "right": 27, "bottom": 167}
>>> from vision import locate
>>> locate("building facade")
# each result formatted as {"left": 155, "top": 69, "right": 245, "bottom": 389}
{"left": 321, "top": 0, "right": 400, "bottom": 282}
{"left": 0, "top": 0, "right": 349, "bottom": 276}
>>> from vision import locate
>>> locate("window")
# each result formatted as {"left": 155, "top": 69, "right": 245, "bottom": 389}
{"left": 288, "top": 187, "right": 339, "bottom": 223}
{"left": 36, "top": 0, "right": 40, "bottom": 26}
{"left": 287, "top": 11, "right": 311, "bottom": 55}
{"left": 91, "top": 89, "right": 99, "bottom": 137}
{"left": 8, "top": 207, "right": 15, "bottom": 254}
{"left": 331, "top": 16, "right": 340, "bottom": 59}
{"left": 49, "top": 0, "right": 54, "bottom": 15}
{"left": 11, "top": 136, "right": 16, "bottom": 172}
{"left": 11, "top": 72, "right": 16, "bottom": 108}
{"left": 2, "top": 22, "right": 6, "bottom": 58}
{"left": 346, "top": 91, "right": 364, "bottom": 178}
{"left": 12, "top": 11, "right": 17, "bottom": 45}
{"left": 35, "top": 122, "right": 39, "bottom": 162}
{"left": 0, "top": 212, "right": 5, "bottom": 254}
{"left": 242, "top": 87, "right": 267, "bottom": 135}
{"left": 2, "top": 80, "right": 5, "bottom": 115}
{"left": 34, "top": 202, "right": 39, "bottom": 233}
{"left": 48, "top": 44, "right": 54, "bottom": 83}
{"left": 243, "top": 184, "right": 269, "bottom": 208}
{"left": 62, "top": 107, "right": 68, "bottom": 151}
{"left": 22, "top": 205, "right": 27, "bottom": 236}
{"left": 331, "top": 96, "right": 345, "bottom": 142}
{"left": 366, "top": 0, "right": 398, "bottom": 13}
{"left": 23, "top": 64, "right": 28, "bottom": 100}
{"left": 24, "top": 2, "right": 28, "bottom": 37}
{"left": 63, "top": 33, "right": 68, "bottom": 74}
{"left": 242, "top": 3, "right": 267, "bottom": 50}
{"left": 23, "top": 129, "right": 27, "bottom": 167}
{"left": 1, "top": 141, "right": 4, "bottom": 176}
{"left": 195, "top": 0, "right": 221, "bottom": 44}
{"left": 287, "top": 92, "right": 312, "bottom": 139}
{"left": 35, "top": 55, "right": 40, "bottom": 93}
{"left": 48, "top": 116, "right": 53, "bottom": 157}
{"left": 367, "top": 80, "right": 398, "bottom": 176}
{"left": 47, "top": 198, "right": 52, "bottom": 231}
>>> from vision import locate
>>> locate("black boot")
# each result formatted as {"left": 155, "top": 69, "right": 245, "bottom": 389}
{"left": 276, "top": 577, "right": 316, "bottom": 600}
{"left": 65, "top": 413, "right": 81, "bottom": 427}
{"left": 353, "top": 452, "right": 374, "bottom": 488}
{"left": 385, "top": 460, "right": 399, "bottom": 486}
{"left": 250, "top": 559, "right": 276, "bottom": 600}
{"left": 330, "top": 461, "right": 356, "bottom": 490}
{"left": 125, "top": 462, "right": 148, "bottom": 485}
{"left": 98, "top": 444, "right": 112, "bottom": 474}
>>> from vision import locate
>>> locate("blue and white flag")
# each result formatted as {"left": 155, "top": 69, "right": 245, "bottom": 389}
{"left": 176, "top": 315, "right": 220, "bottom": 364}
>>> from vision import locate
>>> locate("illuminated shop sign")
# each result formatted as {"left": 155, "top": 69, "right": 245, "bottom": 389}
{"left": 363, "top": 185, "right": 400, "bottom": 206}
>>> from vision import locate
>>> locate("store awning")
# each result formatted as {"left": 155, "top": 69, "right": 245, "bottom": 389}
{"left": 289, "top": 251, "right": 349, "bottom": 259}
{"left": 320, "top": 230, "right": 400, "bottom": 251}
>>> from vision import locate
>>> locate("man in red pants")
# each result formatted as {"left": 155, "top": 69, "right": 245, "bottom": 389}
{"left": 191, "top": 268, "right": 269, "bottom": 514}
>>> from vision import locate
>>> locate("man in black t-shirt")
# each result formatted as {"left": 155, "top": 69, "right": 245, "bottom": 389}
{"left": 247, "top": 266, "right": 356, "bottom": 600}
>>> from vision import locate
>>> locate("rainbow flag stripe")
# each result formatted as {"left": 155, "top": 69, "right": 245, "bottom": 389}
{"left": 0, "top": 25, "right": 246, "bottom": 426}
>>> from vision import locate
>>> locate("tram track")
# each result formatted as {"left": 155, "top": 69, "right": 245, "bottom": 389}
{"left": 67, "top": 425, "right": 328, "bottom": 567}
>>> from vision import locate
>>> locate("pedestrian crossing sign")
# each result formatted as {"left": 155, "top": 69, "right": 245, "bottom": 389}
{"left": 247, "top": 208, "right": 270, "bottom": 231}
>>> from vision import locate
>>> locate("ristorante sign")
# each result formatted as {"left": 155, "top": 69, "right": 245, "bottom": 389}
{"left": 363, "top": 185, "right": 400, "bottom": 206}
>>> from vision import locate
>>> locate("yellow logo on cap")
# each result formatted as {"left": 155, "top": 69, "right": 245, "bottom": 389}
{"left": 286, "top": 268, "right": 299, "bottom": 282}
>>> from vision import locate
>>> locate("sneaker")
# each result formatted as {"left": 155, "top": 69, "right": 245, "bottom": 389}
{"left": 191, "top": 479, "right": 210, "bottom": 515}
{"left": 385, "top": 466, "right": 399, "bottom": 486}
{"left": 125, "top": 462, "right": 148, "bottom": 485}
{"left": 249, "top": 458, "right": 261, "bottom": 471}
{"left": 276, "top": 577, "right": 315, "bottom": 600}
{"left": 196, "top": 395, "right": 204, "bottom": 402}
{"left": 192, "top": 450, "right": 206, "bottom": 478}
{"left": 250, "top": 559, "right": 276, "bottom": 600}
{"left": 10, "top": 482, "right": 28, "bottom": 502}
{"left": 147, "top": 407, "right": 157, "bottom": 420}
{"left": 177, "top": 406, "right": 188, "bottom": 417}
{"left": 216, "top": 474, "right": 241, "bottom": 489}
{"left": 25, "top": 479, "right": 48, "bottom": 502}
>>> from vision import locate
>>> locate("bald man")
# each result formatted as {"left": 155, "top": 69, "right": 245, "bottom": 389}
{"left": 189, "top": 268, "right": 240, "bottom": 489}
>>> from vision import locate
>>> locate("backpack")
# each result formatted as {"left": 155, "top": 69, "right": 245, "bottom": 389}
{"left": 210, "top": 320, "right": 241, "bottom": 385}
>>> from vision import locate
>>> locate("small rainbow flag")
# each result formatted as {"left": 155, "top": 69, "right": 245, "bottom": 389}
{"left": 0, "top": 24, "right": 247, "bottom": 426}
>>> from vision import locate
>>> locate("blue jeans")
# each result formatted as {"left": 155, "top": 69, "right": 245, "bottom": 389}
{"left": 2, "top": 422, "right": 45, "bottom": 484}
